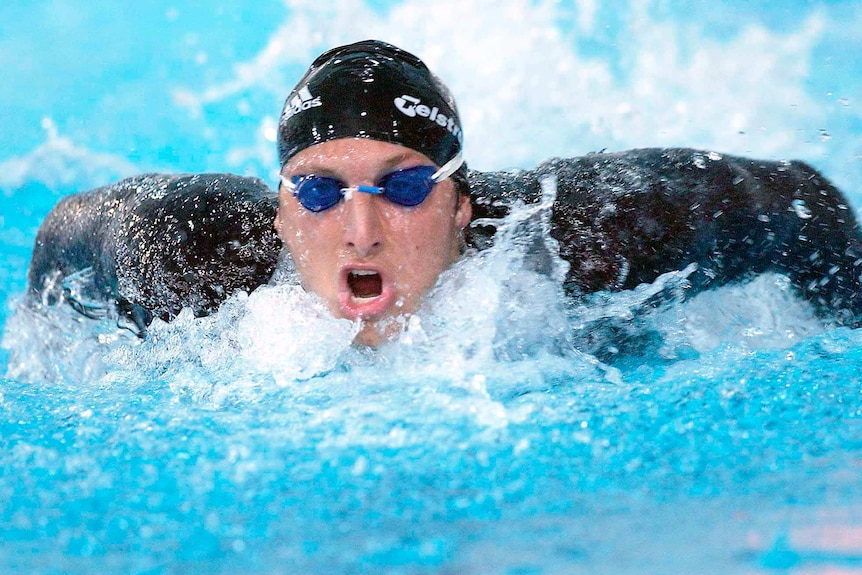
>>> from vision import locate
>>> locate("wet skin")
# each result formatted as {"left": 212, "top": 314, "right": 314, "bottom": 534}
{"left": 275, "top": 138, "right": 472, "bottom": 347}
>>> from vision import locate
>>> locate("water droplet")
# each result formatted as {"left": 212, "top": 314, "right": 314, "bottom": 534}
{"left": 791, "top": 199, "right": 812, "bottom": 219}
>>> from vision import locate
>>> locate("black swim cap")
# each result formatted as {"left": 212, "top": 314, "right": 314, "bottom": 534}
{"left": 277, "top": 40, "right": 464, "bottom": 170}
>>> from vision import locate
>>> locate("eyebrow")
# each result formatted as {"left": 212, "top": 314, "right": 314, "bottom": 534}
{"left": 285, "top": 151, "right": 428, "bottom": 179}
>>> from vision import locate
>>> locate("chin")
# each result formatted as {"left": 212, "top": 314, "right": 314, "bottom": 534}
{"left": 352, "top": 316, "right": 405, "bottom": 348}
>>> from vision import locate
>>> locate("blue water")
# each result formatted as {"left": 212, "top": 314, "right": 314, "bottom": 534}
{"left": 2, "top": 2, "right": 862, "bottom": 573}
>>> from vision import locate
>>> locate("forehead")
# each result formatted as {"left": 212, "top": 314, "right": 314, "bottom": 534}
{"left": 282, "top": 138, "right": 436, "bottom": 177}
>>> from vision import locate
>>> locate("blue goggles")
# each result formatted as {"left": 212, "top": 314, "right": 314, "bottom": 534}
{"left": 281, "top": 152, "right": 464, "bottom": 213}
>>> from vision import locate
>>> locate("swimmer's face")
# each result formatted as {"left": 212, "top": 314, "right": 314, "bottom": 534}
{"left": 275, "top": 138, "right": 471, "bottom": 347}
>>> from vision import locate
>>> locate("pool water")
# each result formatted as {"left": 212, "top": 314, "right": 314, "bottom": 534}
{"left": 2, "top": 1, "right": 861, "bottom": 573}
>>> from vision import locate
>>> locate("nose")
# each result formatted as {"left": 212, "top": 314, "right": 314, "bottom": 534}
{"left": 342, "top": 191, "right": 384, "bottom": 257}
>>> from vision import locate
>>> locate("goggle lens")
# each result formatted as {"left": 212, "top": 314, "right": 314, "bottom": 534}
{"left": 287, "top": 165, "right": 439, "bottom": 212}
{"left": 376, "top": 166, "right": 436, "bottom": 207}
{"left": 289, "top": 175, "right": 343, "bottom": 212}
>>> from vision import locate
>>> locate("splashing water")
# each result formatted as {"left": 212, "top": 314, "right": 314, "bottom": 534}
{"left": 3, "top": 173, "right": 861, "bottom": 573}
{"left": 6, "top": 177, "right": 583, "bottom": 384}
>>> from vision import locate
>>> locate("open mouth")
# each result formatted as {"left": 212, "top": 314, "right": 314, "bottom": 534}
{"left": 347, "top": 270, "right": 383, "bottom": 299}
{"left": 339, "top": 267, "right": 395, "bottom": 322}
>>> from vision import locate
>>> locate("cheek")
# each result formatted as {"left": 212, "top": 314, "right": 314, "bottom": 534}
{"left": 278, "top": 208, "right": 316, "bottom": 261}
{"left": 403, "top": 208, "right": 460, "bottom": 262}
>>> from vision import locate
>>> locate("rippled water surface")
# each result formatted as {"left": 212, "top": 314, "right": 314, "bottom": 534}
{"left": 2, "top": 1, "right": 861, "bottom": 573}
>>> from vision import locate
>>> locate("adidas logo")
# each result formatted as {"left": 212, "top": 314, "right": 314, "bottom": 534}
{"left": 394, "top": 95, "right": 463, "bottom": 143}
{"left": 283, "top": 86, "right": 322, "bottom": 120}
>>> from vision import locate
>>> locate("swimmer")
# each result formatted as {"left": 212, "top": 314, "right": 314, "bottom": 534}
{"left": 25, "top": 40, "right": 862, "bottom": 343}
{"left": 274, "top": 41, "right": 472, "bottom": 346}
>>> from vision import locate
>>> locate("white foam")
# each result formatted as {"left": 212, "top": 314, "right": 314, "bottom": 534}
{"left": 1, "top": 296, "right": 138, "bottom": 385}
{"left": 235, "top": 283, "right": 359, "bottom": 383}
{"left": 659, "top": 273, "right": 825, "bottom": 355}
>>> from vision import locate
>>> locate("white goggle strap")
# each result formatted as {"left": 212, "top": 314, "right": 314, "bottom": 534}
{"left": 431, "top": 150, "right": 465, "bottom": 183}
{"left": 280, "top": 175, "right": 296, "bottom": 192}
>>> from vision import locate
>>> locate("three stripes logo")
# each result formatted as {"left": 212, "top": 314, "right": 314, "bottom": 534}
{"left": 283, "top": 86, "right": 322, "bottom": 120}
